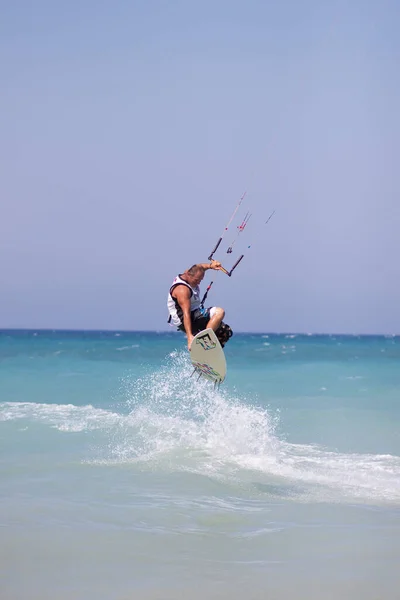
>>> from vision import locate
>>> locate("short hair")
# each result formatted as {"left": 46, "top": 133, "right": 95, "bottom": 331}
{"left": 187, "top": 264, "right": 205, "bottom": 277}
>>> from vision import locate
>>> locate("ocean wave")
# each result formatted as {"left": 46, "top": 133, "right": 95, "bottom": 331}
{"left": 2, "top": 352, "right": 400, "bottom": 504}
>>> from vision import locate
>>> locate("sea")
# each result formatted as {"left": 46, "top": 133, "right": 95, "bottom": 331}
{"left": 1, "top": 329, "right": 400, "bottom": 600}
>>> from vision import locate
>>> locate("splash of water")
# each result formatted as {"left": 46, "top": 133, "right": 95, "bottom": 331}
{"left": 110, "top": 351, "right": 280, "bottom": 469}
{"left": 108, "top": 352, "right": 400, "bottom": 503}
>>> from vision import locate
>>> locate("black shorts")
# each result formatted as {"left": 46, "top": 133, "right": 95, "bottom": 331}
{"left": 178, "top": 308, "right": 211, "bottom": 335}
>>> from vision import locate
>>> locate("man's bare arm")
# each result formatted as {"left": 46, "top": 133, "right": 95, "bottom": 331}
{"left": 173, "top": 286, "right": 194, "bottom": 349}
{"left": 196, "top": 260, "right": 223, "bottom": 271}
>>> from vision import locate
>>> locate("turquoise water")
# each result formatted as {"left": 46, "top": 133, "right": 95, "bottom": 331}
{"left": 1, "top": 330, "right": 400, "bottom": 600}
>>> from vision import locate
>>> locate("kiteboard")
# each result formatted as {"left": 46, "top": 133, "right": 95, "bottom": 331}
{"left": 190, "top": 328, "right": 227, "bottom": 385}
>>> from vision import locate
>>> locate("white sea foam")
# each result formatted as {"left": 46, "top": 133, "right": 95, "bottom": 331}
{"left": 0, "top": 401, "right": 122, "bottom": 432}
{"left": 116, "top": 345, "right": 140, "bottom": 351}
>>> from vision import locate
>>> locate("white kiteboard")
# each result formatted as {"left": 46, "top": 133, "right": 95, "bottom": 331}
{"left": 190, "top": 328, "right": 227, "bottom": 384}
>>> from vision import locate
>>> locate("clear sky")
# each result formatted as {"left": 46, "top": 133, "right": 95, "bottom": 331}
{"left": 1, "top": 0, "right": 399, "bottom": 334}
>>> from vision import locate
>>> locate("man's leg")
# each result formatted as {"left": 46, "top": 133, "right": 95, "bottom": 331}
{"left": 207, "top": 307, "right": 225, "bottom": 332}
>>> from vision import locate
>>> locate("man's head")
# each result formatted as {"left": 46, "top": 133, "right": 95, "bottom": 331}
{"left": 184, "top": 264, "right": 205, "bottom": 287}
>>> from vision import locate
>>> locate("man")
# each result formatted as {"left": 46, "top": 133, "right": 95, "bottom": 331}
{"left": 167, "top": 260, "right": 232, "bottom": 350}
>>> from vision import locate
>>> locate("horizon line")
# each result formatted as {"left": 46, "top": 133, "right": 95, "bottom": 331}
{"left": 0, "top": 328, "right": 398, "bottom": 337}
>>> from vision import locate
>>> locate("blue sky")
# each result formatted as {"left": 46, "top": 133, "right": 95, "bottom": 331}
{"left": 1, "top": 0, "right": 399, "bottom": 333}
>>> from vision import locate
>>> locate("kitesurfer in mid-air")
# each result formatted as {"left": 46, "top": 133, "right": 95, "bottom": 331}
{"left": 167, "top": 260, "right": 233, "bottom": 351}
